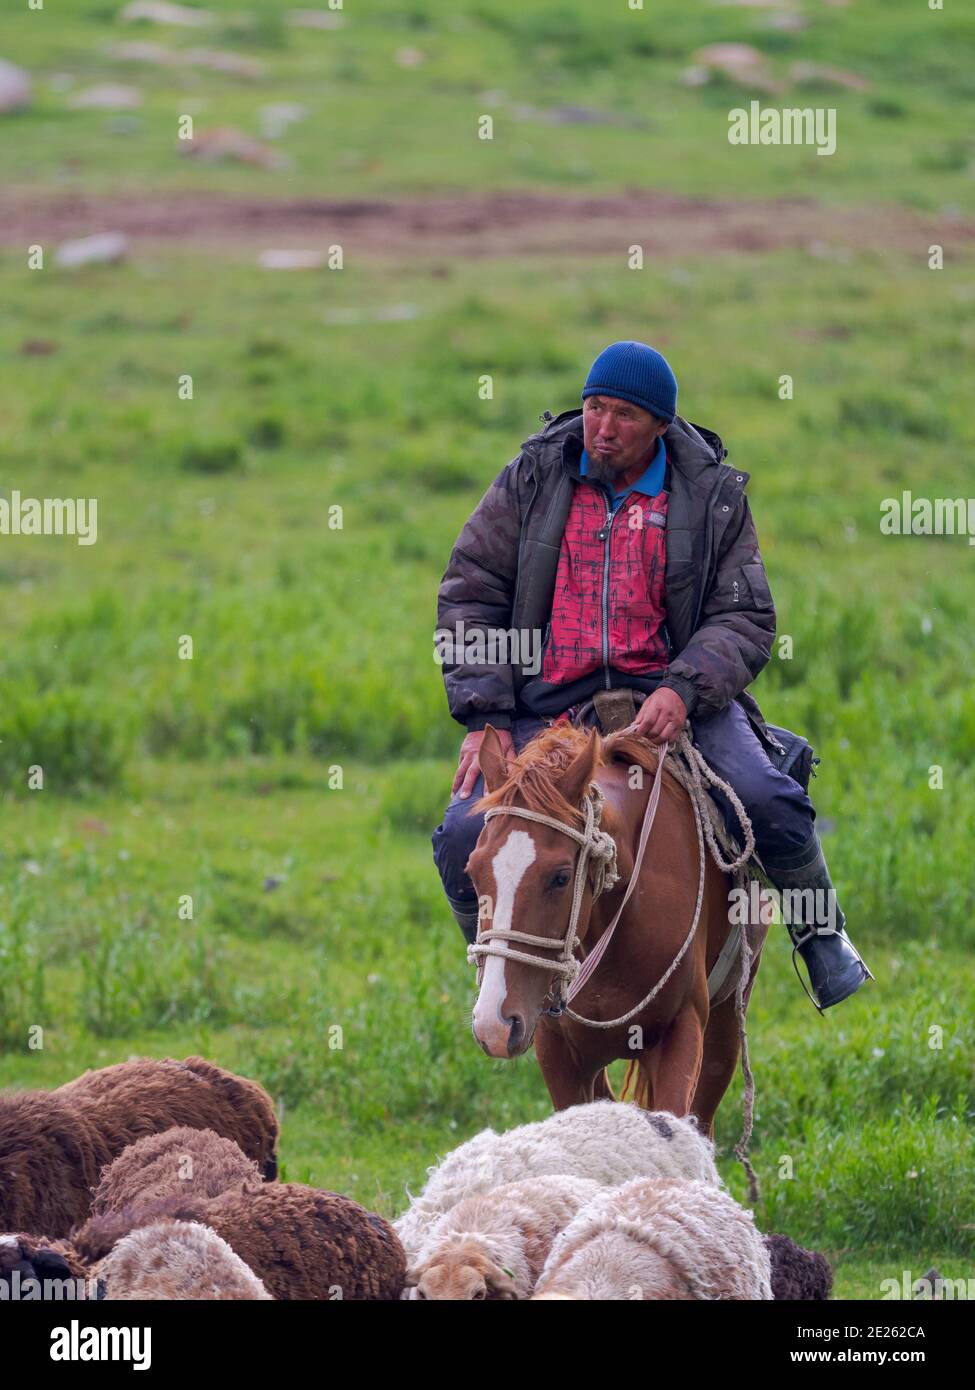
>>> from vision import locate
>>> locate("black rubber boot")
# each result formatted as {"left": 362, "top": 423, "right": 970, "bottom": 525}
{"left": 447, "top": 895, "right": 479, "bottom": 947}
{"left": 764, "top": 835, "right": 874, "bottom": 1012}
{"left": 795, "top": 923, "right": 873, "bottom": 1010}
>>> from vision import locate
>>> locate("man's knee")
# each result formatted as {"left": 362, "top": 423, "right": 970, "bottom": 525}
{"left": 691, "top": 704, "right": 813, "bottom": 853}
{"left": 431, "top": 788, "right": 487, "bottom": 901}
{"left": 430, "top": 716, "right": 545, "bottom": 905}
{"left": 740, "top": 771, "right": 812, "bottom": 848}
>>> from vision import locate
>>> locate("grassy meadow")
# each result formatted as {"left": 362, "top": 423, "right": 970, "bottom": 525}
{"left": 1, "top": 0, "right": 974, "bottom": 1302}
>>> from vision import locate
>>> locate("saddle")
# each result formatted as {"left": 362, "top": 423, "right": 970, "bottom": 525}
{"left": 564, "top": 690, "right": 762, "bottom": 1007}
{"left": 567, "top": 688, "right": 818, "bottom": 794}
{"left": 567, "top": 688, "right": 640, "bottom": 735}
{"left": 565, "top": 687, "right": 818, "bottom": 1006}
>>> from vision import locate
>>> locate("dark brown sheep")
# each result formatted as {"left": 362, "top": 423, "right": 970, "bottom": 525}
{"left": 0, "top": 1057, "right": 278, "bottom": 1238}
{"left": 75, "top": 1182, "right": 407, "bottom": 1301}
{"left": 90, "top": 1126, "right": 264, "bottom": 1217}
{"left": 766, "top": 1233, "right": 834, "bottom": 1299}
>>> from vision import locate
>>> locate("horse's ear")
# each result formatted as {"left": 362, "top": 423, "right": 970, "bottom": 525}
{"left": 479, "top": 724, "right": 509, "bottom": 794}
{"left": 558, "top": 728, "right": 600, "bottom": 806}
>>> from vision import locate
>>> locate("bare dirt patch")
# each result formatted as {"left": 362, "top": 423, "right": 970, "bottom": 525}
{"left": 2, "top": 188, "right": 971, "bottom": 260}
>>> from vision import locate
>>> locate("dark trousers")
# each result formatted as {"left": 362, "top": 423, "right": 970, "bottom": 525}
{"left": 431, "top": 701, "right": 817, "bottom": 913}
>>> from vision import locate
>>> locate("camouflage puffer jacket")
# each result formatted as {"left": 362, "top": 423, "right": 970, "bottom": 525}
{"left": 436, "top": 407, "right": 775, "bottom": 741}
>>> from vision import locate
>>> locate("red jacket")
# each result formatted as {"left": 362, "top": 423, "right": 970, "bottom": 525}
{"left": 541, "top": 480, "right": 670, "bottom": 687}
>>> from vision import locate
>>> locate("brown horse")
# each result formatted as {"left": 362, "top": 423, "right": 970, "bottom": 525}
{"left": 466, "top": 722, "right": 768, "bottom": 1139}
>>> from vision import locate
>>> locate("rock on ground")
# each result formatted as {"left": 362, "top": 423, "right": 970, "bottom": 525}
{"left": 119, "top": 1, "right": 214, "bottom": 26}
{"left": 69, "top": 83, "right": 143, "bottom": 110}
{"left": 182, "top": 127, "right": 287, "bottom": 169}
{"left": 692, "top": 43, "right": 784, "bottom": 94}
{"left": 288, "top": 9, "right": 345, "bottom": 29}
{"left": 54, "top": 232, "right": 129, "bottom": 268}
{"left": 0, "top": 58, "right": 31, "bottom": 113}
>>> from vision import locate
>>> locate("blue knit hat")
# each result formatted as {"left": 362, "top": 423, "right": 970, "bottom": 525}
{"left": 581, "top": 340, "right": 678, "bottom": 422}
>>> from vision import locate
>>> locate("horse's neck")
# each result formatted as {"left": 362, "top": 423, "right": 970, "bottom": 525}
{"left": 586, "top": 756, "right": 697, "bottom": 940}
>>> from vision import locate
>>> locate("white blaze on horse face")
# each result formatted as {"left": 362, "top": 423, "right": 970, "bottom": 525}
{"left": 472, "top": 829, "right": 537, "bottom": 1048}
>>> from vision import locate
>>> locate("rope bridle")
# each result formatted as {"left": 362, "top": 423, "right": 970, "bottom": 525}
{"left": 466, "top": 779, "right": 622, "bottom": 1005}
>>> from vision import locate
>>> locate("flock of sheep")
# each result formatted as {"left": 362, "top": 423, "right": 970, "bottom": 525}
{"left": 0, "top": 1055, "right": 831, "bottom": 1300}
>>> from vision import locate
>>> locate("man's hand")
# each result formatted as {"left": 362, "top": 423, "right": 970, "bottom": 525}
{"left": 452, "top": 728, "right": 515, "bottom": 799}
{"left": 624, "top": 688, "right": 688, "bottom": 745}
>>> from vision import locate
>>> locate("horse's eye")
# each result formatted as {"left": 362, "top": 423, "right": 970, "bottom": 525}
{"left": 549, "top": 869, "right": 572, "bottom": 890}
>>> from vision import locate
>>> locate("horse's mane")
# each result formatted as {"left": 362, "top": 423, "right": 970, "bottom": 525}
{"left": 603, "top": 731, "right": 664, "bottom": 779}
{"left": 474, "top": 725, "right": 663, "bottom": 828}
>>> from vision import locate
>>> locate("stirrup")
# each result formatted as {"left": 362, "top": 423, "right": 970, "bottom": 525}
{"left": 789, "top": 938, "right": 826, "bottom": 1013}
{"left": 789, "top": 926, "right": 873, "bottom": 1013}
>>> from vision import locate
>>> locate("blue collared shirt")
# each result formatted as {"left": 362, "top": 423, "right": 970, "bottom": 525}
{"left": 580, "top": 436, "right": 667, "bottom": 513}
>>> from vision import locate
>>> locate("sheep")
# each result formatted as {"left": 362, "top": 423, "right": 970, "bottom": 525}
{"left": 97, "top": 1220, "right": 273, "bottom": 1300}
{"left": 532, "top": 1176, "right": 772, "bottom": 1300}
{"left": 405, "top": 1174, "right": 602, "bottom": 1300}
{"left": 74, "top": 1182, "right": 407, "bottom": 1301}
{"left": 90, "top": 1126, "right": 263, "bottom": 1217}
{"left": 0, "top": 1233, "right": 104, "bottom": 1301}
{"left": 0, "top": 1056, "right": 279, "bottom": 1238}
{"left": 766, "top": 1232, "right": 834, "bottom": 1300}
{"left": 395, "top": 1101, "right": 719, "bottom": 1258}
{"left": 2, "top": 1220, "right": 272, "bottom": 1301}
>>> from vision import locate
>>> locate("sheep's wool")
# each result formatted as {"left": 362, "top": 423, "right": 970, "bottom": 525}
{"left": 98, "top": 1220, "right": 272, "bottom": 1301}
{"left": 396, "top": 1102, "right": 719, "bottom": 1256}
{"left": 535, "top": 1177, "right": 773, "bottom": 1301}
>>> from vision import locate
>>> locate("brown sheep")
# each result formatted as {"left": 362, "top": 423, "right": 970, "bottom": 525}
{"left": 766, "top": 1233, "right": 834, "bottom": 1299}
{"left": 0, "top": 1056, "right": 278, "bottom": 1238}
{"left": 90, "top": 1126, "right": 263, "bottom": 1217}
{"left": 75, "top": 1183, "right": 407, "bottom": 1301}
{"left": 97, "top": 1220, "right": 273, "bottom": 1300}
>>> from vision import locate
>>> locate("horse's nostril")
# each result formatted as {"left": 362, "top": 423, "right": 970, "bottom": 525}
{"left": 506, "top": 1013, "right": 526, "bottom": 1054}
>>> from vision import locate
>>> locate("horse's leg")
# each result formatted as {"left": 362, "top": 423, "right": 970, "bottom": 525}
{"left": 535, "top": 1024, "right": 598, "bottom": 1109}
{"left": 693, "top": 922, "right": 769, "bottom": 1136}
{"left": 691, "top": 995, "right": 741, "bottom": 1138}
{"left": 626, "top": 1057, "right": 655, "bottom": 1110}
{"left": 592, "top": 1067, "right": 616, "bottom": 1101}
{"left": 643, "top": 1004, "right": 705, "bottom": 1118}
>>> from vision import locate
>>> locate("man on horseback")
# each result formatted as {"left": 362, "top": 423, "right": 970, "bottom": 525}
{"left": 432, "top": 340, "right": 872, "bottom": 1011}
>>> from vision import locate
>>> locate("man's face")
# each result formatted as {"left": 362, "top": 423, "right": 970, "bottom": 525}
{"left": 582, "top": 395, "right": 666, "bottom": 485}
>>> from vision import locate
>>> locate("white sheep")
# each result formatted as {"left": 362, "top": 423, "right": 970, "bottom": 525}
{"left": 405, "top": 1174, "right": 602, "bottom": 1300}
{"left": 97, "top": 1219, "right": 272, "bottom": 1300}
{"left": 395, "top": 1102, "right": 719, "bottom": 1258}
{"left": 532, "top": 1177, "right": 772, "bottom": 1300}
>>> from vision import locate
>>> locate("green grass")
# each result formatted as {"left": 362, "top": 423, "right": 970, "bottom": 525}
{"left": 1, "top": 756, "right": 972, "bottom": 1300}
{"left": 2, "top": 0, "right": 974, "bottom": 210}
{"left": 1, "top": 0, "right": 973, "bottom": 1303}
{"left": 2, "top": 246, "right": 974, "bottom": 1299}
